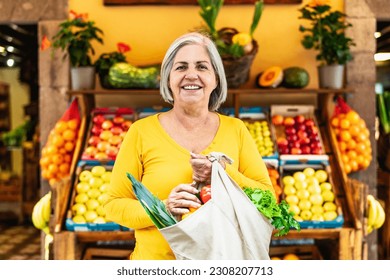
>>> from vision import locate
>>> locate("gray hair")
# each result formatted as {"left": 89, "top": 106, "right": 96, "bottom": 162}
{"left": 159, "top": 32, "right": 228, "bottom": 112}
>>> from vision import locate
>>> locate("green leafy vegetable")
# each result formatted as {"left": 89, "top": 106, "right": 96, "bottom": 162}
{"left": 243, "top": 187, "right": 301, "bottom": 237}
{"left": 127, "top": 172, "right": 177, "bottom": 229}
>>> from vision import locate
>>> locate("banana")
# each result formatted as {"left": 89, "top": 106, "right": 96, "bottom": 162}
{"left": 367, "top": 195, "right": 378, "bottom": 228}
{"left": 41, "top": 192, "right": 52, "bottom": 223}
{"left": 32, "top": 199, "right": 46, "bottom": 230}
{"left": 373, "top": 199, "right": 385, "bottom": 229}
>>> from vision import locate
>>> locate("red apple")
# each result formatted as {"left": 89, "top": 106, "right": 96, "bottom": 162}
{"left": 288, "top": 141, "right": 300, "bottom": 149}
{"left": 304, "top": 118, "right": 315, "bottom": 127}
{"left": 97, "top": 141, "right": 111, "bottom": 152}
{"left": 93, "top": 114, "right": 105, "bottom": 125}
{"left": 310, "top": 142, "right": 322, "bottom": 150}
{"left": 301, "top": 145, "right": 311, "bottom": 154}
{"left": 110, "top": 126, "right": 123, "bottom": 135}
{"left": 91, "top": 125, "right": 103, "bottom": 136}
{"left": 299, "top": 137, "right": 311, "bottom": 145}
{"left": 312, "top": 147, "right": 323, "bottom": 154}
{"left": 88, "top": 136, "right": 100, "bottom": 147}
{"left": 113, "top": 115, "right": 125, "bottom": 125}
{"left": 277, "top": 137, "right": 288, "bottom": 147}
{"left": 121, "top": 120, "right": 133, "bottom": 131}
{"left": 279, "top": 147, "right": 290, "bottom": 154}
{"left": 295, "top": 123, "right": 306, "bottom": 131}
{"left": 105, "top": 146, "right": 119, "bottom": 158}
{"left": 283, "top": 117, "right": 295, "bottom": 126}
{"left": 101, "top": 120, "right": 114, "bottom": 130}
{"left": 272, "top": 115, "right": 284, "bottom": 125}
{"left": 285, "top": 127, "right": 296, "bottom": 135}
{"left": 294, "top": 115, "right": 305, "bottom": 124}
{"left": 297, "top": 130, "right": 308, "bottom": 140}
{"left": 290, "top": 147, "right": 302, "bottom": 155}
{"left": 286, "top": 134, "right": 298, "bottom": 142}
{"left": 108, "top": 135, "right": 122, "bottom": 146}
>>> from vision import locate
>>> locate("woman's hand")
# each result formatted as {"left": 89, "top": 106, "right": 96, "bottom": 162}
{"left": 166, "top": 183, "right": 202, "bottom": 216}
{"left": 189, "top": 152, "right": 213, "bottom": 184}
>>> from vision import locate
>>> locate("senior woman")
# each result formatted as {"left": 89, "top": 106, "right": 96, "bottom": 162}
{"left": 104, "top": 32, "right": 274, "bottom": 260}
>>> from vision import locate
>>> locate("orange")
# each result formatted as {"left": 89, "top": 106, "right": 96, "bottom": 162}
{"left": 350, "top": 160, "right": 359, "bottom": 172}
{"left": 331, "top": 117, "right": 339, "bottom": 128}
{"left": 58, "top": 148, "right": 67, "bottom": 155}
{"left": 356, "top": 155, "right": 365, "bottom": 167}
{"left": 346, "top": 139, "right": 357, "bottom": 150}
{"left": 341, "top": 154, "right": 349, "bottom": 164}
{"left": 347, "top": 150, "right": 357, "bottom": 160}
{"left": 59, "top": 162, "right": 70, "bottom": 174}
{"left": 63, "top": 129, "right": 76, "bottom": 141}
{"left": 345, "top": 111, "right": 360, "bottom": 124}
{"left": 39, "top": 157, "right": 51, "bottom": 168}
{"left": 344, "top": 163, "right": 352, "bottom": 174}
{"left": 51, "top": 134, "right": 65, "bottom": 147}
{"left": 52, "top": 154, "right": 64, "bottom": 165}
{"left": 63, "top": 154, "right": 72, "bottom": 163}
{"left": 283, "top": 253, "right": 300, "bottom": 260}
{"left": 55, "top": 121, "right": 68, "bottom": 134}
{"left": 340, "top": 131, "right": 351, "bottom": 142}
{"left": 48, "top": 164, "right": 59, "bottom": 174}
{"left": 340, "top": 119, "right": 350, "bottom": 129}
{"left": 46, "top": 145, "right": 58, "bottom": 155}
{"left": 349, "top": 125, "right": 360, "bottom": 137}
{"left": 338, "top": 141, "right": 347, "bottom": 152}
{"left": 67, "top": 119, "right": 79, "bottom": 130}
{"left": 355, "top": 133, "right": 367, "bottom": 143}
{"left": 64, "top": 141, "right": 75, "bottom": 152}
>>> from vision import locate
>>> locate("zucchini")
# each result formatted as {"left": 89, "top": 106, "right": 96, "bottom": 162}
{"left": 377, "top": 92, "right": 390, "bottom": 134}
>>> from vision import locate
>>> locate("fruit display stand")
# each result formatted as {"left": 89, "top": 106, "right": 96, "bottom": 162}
{"left": 49, "top": 87, "right": 367, "bottom": 260}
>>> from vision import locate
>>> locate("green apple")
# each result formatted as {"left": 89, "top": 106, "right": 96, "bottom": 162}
{"left": 86, "top": 199, "right": 100, "bottom": 211}
{"left": 309, "top": 194, "right": 324, "bottom": 206}
{"left": 282, "top": 175, "right": 295, "bottom": 186}
{"left": 323, "top": 211, "right": 338, "bottom": 221}
{"left": 296, "top": 189, "right": 310, "bottom": 200}
{"left": 87, "top": 188, "right": 101, "bottom": 199}
{"left": 322, "top": 190, "right": 335, "bottom": 202}
{"left": 285, "top": 195, "right": 299, "bottom": 205}
{"left": 311, "top": 204, "right": 324, "bottom": 214}
{"left": 283, "top": 184, "right": 297, "bottom": 196}
{"left": 99, "top": 183, "right": 110, "bottom": 193}
{"left": 72, "top": 203, "right": 87, "bottom": 216}
{"left": 84, "top": 210, "right": 98, "bottom": 223}
{"left": 97, "top": 193, "right": 109, "bottom": 205}
{"left": 79, "top": 170, "right": 93, "bottom": 182}
{"left": 72, "top": 215, "right": 86, "bottom": 224}
{"left": 298, "top": 199, "right": 312, "bottom": 211}
{"left": 300, "top": 210, "right": 312, "bottom": 220}
{"left": 303, "top": 167, "right": 315, "bottom": 178}
{"left": 76, "top": 182, "right": 90, "bottom": 193}
{"left": 323, "top": 202, "right": 337, "bottom": 212}
{"left": 311, "top": 213, "right": 324, "bottom": 221}
{"left": 89, "top": 177, "right": 104, "bottom": 189}
{"left": 93, "top": 217, "right": 106, "bottom": 224}
{"left": 289, "top": 204, "right": 301, "bottom": 216}
{"left": 75, "top": 193, "right": 89, "bottom": 204}
{"left": 101, "top": 171, "right": 112, "bottom": 183}
{"left": 96, "top": 205, "right": 106, "bottom": 217}
{"left": 91, "top": 165, "right": 106, "bottom": 177}
{"left": 314, "top": 169, "right": 328, "bottom": 183}
{"left": 320, "top": 182, "right": 333, "bottom": 192}
{"left": 293, "top": 171, "right": 306, "bottom": 182}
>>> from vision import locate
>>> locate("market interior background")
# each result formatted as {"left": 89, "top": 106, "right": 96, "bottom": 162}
{"left": 0, "top": 0, "right": 389, "bottom": 260}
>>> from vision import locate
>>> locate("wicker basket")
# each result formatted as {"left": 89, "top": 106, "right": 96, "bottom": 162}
{"left": 222, "top": 39, "right": 258, "bottom": 89}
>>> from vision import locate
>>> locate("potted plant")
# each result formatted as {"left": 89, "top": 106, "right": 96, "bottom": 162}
{"left": 94, "top": 42, "right": 131, "bottom": 89}
{"left": 197, "top": 0, "right": 264, "bottom": 88}
{"left": 298, "top": 1, "right": 355, "bottom": 89}
{"left": 42, "top": 10, "right": 104, "bottom": 90}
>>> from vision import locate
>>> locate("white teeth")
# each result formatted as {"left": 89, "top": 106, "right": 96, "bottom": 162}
{"left": 183, "top": 85, "right": 200, "bottom": 90}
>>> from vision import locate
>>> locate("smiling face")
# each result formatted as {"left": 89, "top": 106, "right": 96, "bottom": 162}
{"left": 169, "top": 44, "right": 217, "bottom": 110}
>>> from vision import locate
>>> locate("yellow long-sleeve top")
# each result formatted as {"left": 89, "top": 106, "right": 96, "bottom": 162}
{"left": 103, "top": 113, "right": 274, "bottom": 260}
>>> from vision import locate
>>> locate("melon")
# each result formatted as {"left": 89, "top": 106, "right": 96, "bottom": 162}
{"left": 282, "top": 67, "right": 310, "bottom": 88}
{"left": 256, "top": 66, "right": 284, "bottom": 88}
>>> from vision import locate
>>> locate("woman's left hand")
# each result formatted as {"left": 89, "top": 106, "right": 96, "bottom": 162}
{"left": 190, "top": 152, "right": 213, "bottom": 184}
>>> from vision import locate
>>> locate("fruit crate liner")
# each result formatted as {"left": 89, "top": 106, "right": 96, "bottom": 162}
{"left": 280, "top": 163, "right": 344, "bottom": 229}
{"left": 271, "top": 105, "right": 330, "bottom": 165}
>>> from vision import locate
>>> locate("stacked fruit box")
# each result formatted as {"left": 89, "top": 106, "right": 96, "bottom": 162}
{"left": 279, "top": 164, "right": 344, "bottom": 229}
{"left": 237, "top": 107, "right": 279, "bottom": 161}
{"left": 271, "top": 105, "right": 329, "bottom": 165}
{"left": 81, "top": 107, "right": 135, "bottom": 164}
{"left": 270, "top": 245, "right": 323, "bottom": 260}
{"left": 65, "top": 161, "right": 130, "bottom": 231}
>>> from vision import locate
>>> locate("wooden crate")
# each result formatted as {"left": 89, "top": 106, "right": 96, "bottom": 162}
{"left": 270, "top": 245, "right": 323, "bottom": 260}
{"left": 0, "top": 177, "right": 21, "bottom": 201}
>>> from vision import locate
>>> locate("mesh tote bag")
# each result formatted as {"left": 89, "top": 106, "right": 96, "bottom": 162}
{"left": 159, "top": 152, "right": 274, "bottom": 260}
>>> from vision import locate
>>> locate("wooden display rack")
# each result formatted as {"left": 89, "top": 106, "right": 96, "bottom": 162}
{"left": 49, "top": 88, "right": 367, "bottom": 260}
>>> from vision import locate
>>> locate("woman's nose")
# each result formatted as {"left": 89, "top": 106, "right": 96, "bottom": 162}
{"left": 185, "top": 68, "right": 198, "bottom": 80}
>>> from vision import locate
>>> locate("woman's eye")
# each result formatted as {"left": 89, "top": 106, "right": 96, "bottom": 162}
{"left": 197, "top": 64, "right": 208, "bottom": 70}
{"left": 175, "top": 65, "right": 186, "bottom": 70}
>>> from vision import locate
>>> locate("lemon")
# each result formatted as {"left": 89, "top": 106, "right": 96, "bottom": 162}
{"left": 296, "top": 189, "right": 310, "bottom": 200}
{"left": 282, "top": 175, "right": 295, "bottom": 186}
{"left": 72, "top": 215, "right": 86, "bottom": 224}
{"left": 315, "top": 170, "right": 328, "bottom": 183}
{"left": 86, "top": 199, "right": 100, "bottom": 211}
{"left": 307, "top": 184, "right": 322, "bottom": 194}
{"left": 322, "top": 190, "right": 335, "bottom": 202}
{"left": 295, "top": 180, "right": 308, "bottom": 190}
{"left": 285, "top": 195, "right": 299, "bottom": 205}
{"left": 323, "top": 211, "right": 338, "bottom": 221}
{"left": 300, "top": 210, "right": 313, "bottom": 220}
{"left": 72, "top": 203, "right": 87, "bottom": 216}
{"left": 289, "top": 204, "right": 301, "bottom": 216}
{"left": 232, "top": 32, "right": 252, "bottom": 46}
{"left": 303, "top": 167, "right": 316, "bottom": 178}
{"left": 93, "top": 217, "right": 106, "bottom": 224}
{"left": 323, "top": 202, "right": 337, "bottom": 212}
{"left": 309, "top": 194, "right": 324, "bottom": 206}
{"left": 293, "top": 171, "right": 306, "bottom": 182}
{"left": 320, "top": 182, "right": 333, "bottom": 192}
{"left": 311, "top": 204, "right": 324, "bottom": 214}
{"left": 75, "top": 193, "right": 89, "bottom": 204}
{"left": 84, "top": 210, "right": 98, "bottom": 223}
{"left": 311, "top": 213, "right": 324, "bottom": 221}
{"left": 298, "top": 199, "right": 312, "bottom": 211}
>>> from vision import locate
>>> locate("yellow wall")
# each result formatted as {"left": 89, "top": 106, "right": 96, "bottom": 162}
{"left": 70, "top": 0, "right": 344, "bottom": 89}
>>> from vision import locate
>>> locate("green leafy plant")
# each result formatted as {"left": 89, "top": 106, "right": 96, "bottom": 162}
{"left": 243, "top": 187, "right": 301, "bottom": 237}
{"left": 298, "top": 3, "right": 355, "bottom": 65}
{"left": 94, "top": 42, "right": 131, "bottom": 76}
{"left": 197, "top": 0, "right": 264, "bottom": 59}
{"left": 43, "top": 10, "right": 104, "bottom": 67}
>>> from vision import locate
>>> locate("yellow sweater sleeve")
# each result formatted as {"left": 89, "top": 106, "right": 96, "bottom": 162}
{"left": 103, "top": 123, "right": 155, "bottom": 230}
{"left": 221, "top": 116, "right": 275, "bottom": 197}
